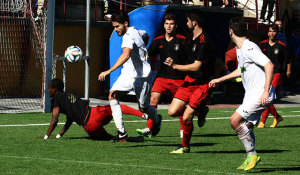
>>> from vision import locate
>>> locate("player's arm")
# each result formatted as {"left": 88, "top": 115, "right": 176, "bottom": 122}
{"left": 286, "top": 62, "right": 291, "bottom": 79}
{"left": 98, "top": 47, "right": 131, "bottom": 81}
{"left": 44, "top": 106, "right": 60, "bottom": 139}
{"left": 260, "top": 61, "right": 274, "bottom": 106}
{"left": 209, "top": 68, "right": 242, "bottom": 88}
{"left": 56, "top": 119, "right": 72, "bottom": 138}
{"left": 164, "top": 57, "right": 202, "bottom": 72}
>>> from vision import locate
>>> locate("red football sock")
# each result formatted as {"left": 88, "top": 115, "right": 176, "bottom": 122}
{"left": 179, "top": 116, "right": 184, "bottom": 130}
{"left": 120, "top": 105, "right": 143, "bottom": 117}
{"left": 268, "top": 104, "right": 279, "bottom": 119}
{"left": 261, "top": 107, "right": 270, "bottom": 123}
{"left": 181, "top": 121, "right": 194, "bottom": 148}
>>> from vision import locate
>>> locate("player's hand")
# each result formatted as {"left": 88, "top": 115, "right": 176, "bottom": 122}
{"left": 286, "top": 71, "right": 291, "bottom": 79}
{"left": 260, "top": 90, "right": 270, "bottom": 107}
{"left": 209, "top": 78, "right": 222, "bottom": 88}
{"left": 164, "top": 57, "right": 174, "bottom": 68}
{"left": 98, "top": 70, "right": 110, "bottom": 81}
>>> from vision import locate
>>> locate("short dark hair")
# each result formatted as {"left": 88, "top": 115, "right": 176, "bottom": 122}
{"left": 186, "top": 10, "right": 205, "bottom": 28}
{"left": 229, "top": 17, "right": 247, "bottom": 37}
{"left": 111, "top": 10, "right": 130, "bottom": 26}
{"left": 50, "top": 78, "right": 64, "bottom": 92}
{"left": 164, "top": 13, "right": 176, "bottom": 23}
{"left": 269, "top": 23, "right": 279, "bottom": 33}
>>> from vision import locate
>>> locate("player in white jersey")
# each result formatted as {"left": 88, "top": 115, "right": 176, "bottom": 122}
{"left": 209, "top": 17, "right": 275, "bottom": 171}
{"left": 98, "top": 11, "right": 160, "bottom": 142}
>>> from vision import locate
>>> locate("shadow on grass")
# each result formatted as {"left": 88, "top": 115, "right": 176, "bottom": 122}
{"left": 276, "top": 125, "right": 300, "bottom": 128}
{"left": 193, "top": 133, "right": 236, "bottom": 137}
{"left": 193, "top": 149, "right": 288, "bottom": 154}
{"left": 249, "top": 166, "right": 300, "bottom": 173}
{"left": 67, "top": 136, "right": 145, "bottom": 142}
{"left": 123, "top": 142, "right": 216, "bottom": 148}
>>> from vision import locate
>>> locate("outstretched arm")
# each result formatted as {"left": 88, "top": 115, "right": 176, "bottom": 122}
{"left": 56, "top": 119, "right": 73, "bottom": 138}
{"left": 98, "top": 48, "right": 131, "bottom": 81}
{"left": 209, "top": 68, "right": 242, "bottom": 88}
{"left": 44, "top": 107, "right": 60, "bottom": 139}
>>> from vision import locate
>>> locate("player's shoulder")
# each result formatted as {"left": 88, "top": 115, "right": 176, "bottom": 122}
{"left": 175, "top": 34, "right": 186, "bottom": 40}
{"left": 243, "top": 40, "right": 259, "bottom": 53}
{"left": 259, "top": 39, "right": 268, "bottom": 45}
{"left": 154, "top": 34, "right": 165, "bottom": 41}
{"left": 277, "top": 40, "right": 287, "bottom": 48}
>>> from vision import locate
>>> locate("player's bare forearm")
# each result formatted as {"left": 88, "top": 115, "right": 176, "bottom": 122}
{"left": 286, "top": 63, "right": 291, "bottom": 79}
{"left": 164, "top": 58, "right": 202, "bottom": 72}
{"left": 98, "top": 48, "right": 131, "bottom": 81}
{"left": 45, "top": 107, "right": 60, "bottom": 137}
{"left": 209, "top": 68, "right": 241, "bottom": 88}
{"left": 58, "top": 120, "right": 72, "bottom": 137}
{"left": 264, "top": 61, "right": 274, "bottom": 92}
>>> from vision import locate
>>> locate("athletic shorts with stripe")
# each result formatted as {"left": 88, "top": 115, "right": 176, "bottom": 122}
{"left": 152, "top": 77, "right": 184, "bottom": 96}
{"left": 83, "top": 105, "right": 113, "bottom": 140}
{"left": 174, "top": 75, "right": 211, "bottom": 110}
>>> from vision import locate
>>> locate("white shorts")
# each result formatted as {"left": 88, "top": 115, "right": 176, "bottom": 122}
{"left": 236, "top": 87, "right": 276, "bottom": 126}
{"left": 111, "top": 73, "right": 152, "bottom": 108}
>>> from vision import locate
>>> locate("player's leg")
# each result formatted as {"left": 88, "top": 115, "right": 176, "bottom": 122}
{"left": 120, "top": 104, "right": 144, "bottom": 118}
{"left": 134, "top": 77, "right": 160, "bottom": 132}
{"left": 269, "top": 73, "right": 283, "bottom": 127}
{"left": 109, "top": 75, "right": 133, "bottom": 141}
{"left": 233, "top": 105, "right": 262, "bottom": 171}
{"left": 170, "top": 105, "right": 194, "bottom": 154}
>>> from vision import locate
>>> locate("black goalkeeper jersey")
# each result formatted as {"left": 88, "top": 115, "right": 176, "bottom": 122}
{"left": 148, "top": 34, "right": 186, "bottom": 80}
{"left": 185, "top": 33, "right": 216, "bottom": 81}
{"left": 51, "top": 91, "right": 89, "bottom": 126}
{"left": 259, "top": 39, "right": 290, "bottom": 74}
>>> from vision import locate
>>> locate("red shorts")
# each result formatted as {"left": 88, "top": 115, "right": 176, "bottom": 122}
{"left": 152, "top": 77, "right": 184, "bottom": 96}
{"left": 82, "top": 105, "right": 113, "bottom": 140}
{"left": 174, "top": 75, "right": 211, "bottom": 109}
{"left": 272, "top": 73, "right": 282, "bottom": 95}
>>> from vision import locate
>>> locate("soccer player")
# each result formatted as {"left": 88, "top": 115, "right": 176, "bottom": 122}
{"left": 43, "top": 78, "right": 146, "bottom": 140}
{"left": 209, "top": 17, "right": 276, "bottom": 171}
{"left": 164, "top": 10, "right": 216, "bottom": 153}
{"left": 136, "top": 13, "right": 186, "bottom": 138}
{"left": 257, "top": 23, "right": 291, "bottom": 128}
{"left": 98, "top": 11, "right": 161, "bottom": 142}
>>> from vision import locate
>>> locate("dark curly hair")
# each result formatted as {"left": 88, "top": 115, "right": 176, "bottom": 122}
{"left": 50, "top": 78, "right": 64, "bottom": 92}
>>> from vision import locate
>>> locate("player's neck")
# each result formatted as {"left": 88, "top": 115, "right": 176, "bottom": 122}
{"left": 268, "top": 38, "right": 277, "bottom": 46}
{"left": 165, "top": 33, "right": 175, "bottom": 41}
{"left": 192, "top": 26, "right": 202, "bottom": 40}
{"left": 234, "top": 36, "right": 247, "bottom": 49}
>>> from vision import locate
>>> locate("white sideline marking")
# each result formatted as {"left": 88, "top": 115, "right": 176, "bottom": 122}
{"left": 1, "top": 115, "right": 300, "bottom": 127}
{"left": 291, "top": 111, "right": 300, "bottom": 112}
{"left": 0, "top": 155, "right": 244, "bottom": 175}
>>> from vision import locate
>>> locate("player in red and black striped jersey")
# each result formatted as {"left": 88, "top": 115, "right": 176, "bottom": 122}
{"left": 136, "top": 13, "right": 186, "bottom": 138}
{"left": 257, "top": 23, "right": 291, "bottom": 128}
{"left": 43, "top": 78, "right": 146, "bottom": 141}
{"left": 164, "top": 10, "right": 216, "bottom": 153}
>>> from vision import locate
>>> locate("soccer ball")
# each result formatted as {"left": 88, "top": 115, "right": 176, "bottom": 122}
{"left": 64, "top": 46, "right": 83, "bottom": 63}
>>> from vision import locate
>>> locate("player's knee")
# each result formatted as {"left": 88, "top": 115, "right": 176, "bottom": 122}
{"left": 168, "top": 108, "right": 178, "bottom": 117}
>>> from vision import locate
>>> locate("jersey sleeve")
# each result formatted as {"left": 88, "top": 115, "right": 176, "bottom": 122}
{"left": 245, "top": 45, "right": 270, "bottom": 67}
{"left": 147, "top": 39, "right": 159, "bottom": 57}
{"left": 121, "top": 34, "right": 134, "bottom": 49}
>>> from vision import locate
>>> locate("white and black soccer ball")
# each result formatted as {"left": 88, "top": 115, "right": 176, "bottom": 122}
{"left": 64, "top": 46, "right": 83, "bottom": 63}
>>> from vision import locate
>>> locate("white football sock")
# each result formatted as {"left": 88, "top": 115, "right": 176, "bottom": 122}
{"left": 235, "top": 123, "right": 257, "bottom": 156}
{"left": 110, "top": 99, "right": 125, "bottom": 133}
{"left": 144, "top": 105, "right": 158, "bottom": 124}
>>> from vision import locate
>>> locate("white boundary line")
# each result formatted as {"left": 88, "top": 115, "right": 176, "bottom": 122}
{"left": 0, "top": 155, "right": 245, "bottom": 175}
{"left": 1, "top": 115, "right": 300, "bottom": 127}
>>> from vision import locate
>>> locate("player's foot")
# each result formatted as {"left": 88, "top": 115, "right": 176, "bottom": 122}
{"left": 152, "top": 114, "right": 162, "bottom": 136}
{"left": 170, "top": 145, "right": 190, "bottom": 154}
{"left": 244, "top": 155, "right": 261, "bottom": 171}
{"left": 257, "top": 121, "right": 265, "bottom": 128}
{"left": 197, "top": 106, "right": 209, "bottom": 127}
{"left": 136, "top": 128, "right": 152, "bottom": 138}
{"left": 111, "top": 131, "right": 128, "bottom": 142}
{"left": 270, "top": 115, "right": 283, "bottom": 128}
{"left": 180, "top": 130, "right": 183, "bottom": 138}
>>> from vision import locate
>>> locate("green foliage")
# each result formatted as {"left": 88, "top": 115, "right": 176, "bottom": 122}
{"left": 1, "top": 107, "right": 300, "bottom": 174}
